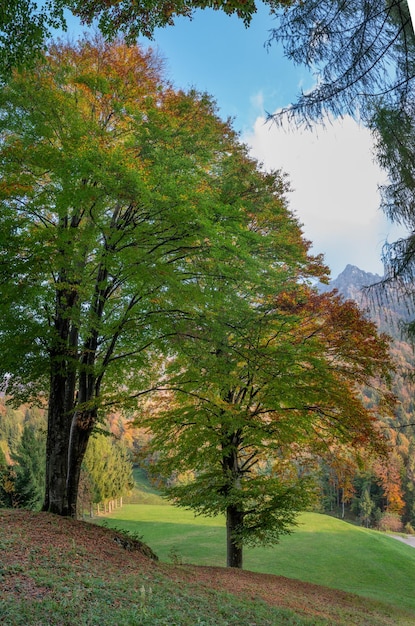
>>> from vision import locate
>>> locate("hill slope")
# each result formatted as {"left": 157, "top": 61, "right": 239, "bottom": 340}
{"left": 1, "top": 509, "right": 414, "bottom": 625}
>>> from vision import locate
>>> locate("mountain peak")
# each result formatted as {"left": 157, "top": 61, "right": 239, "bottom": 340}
{"left": 319, "top": 265, "right": 383, "bottom": 303}
{"left": 336, "top": 264, "right": 382, "bottom": 285}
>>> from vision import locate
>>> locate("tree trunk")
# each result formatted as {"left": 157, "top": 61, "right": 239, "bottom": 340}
{"left": 43, "top": 365, "right": 74, "bottom": 516}
{"left": 66, "top": 409, "right": 96, "bottom": 517}
{"left": 226, "top": 505, "right": 244, "bottom": 568}
{"left": 43, "top": 273, "right": 80, "bottom": 516}
{"left": 43, "top": 404, "right": 95, "bottom": 517}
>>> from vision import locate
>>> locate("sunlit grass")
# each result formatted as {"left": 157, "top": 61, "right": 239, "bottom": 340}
{"left": 98, "top": 503, "right": 415, "bottom": 613}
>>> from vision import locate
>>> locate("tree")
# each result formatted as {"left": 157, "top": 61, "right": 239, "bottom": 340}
{"left": 402, "top": 440, "right": 415, "bottom": 527}
{"left": 0, "top": 406, "right": 23, "bottom": 457}
{"left": 370, "top": 100, "right": 415, "bottom": 306}
{"left": 144, "top": 273, "right": 393, "bottom": 567}
{"left": 358, "top": 487, "right": 375, "bottom": 528}
{"left": 12, "top": 424, "right": 46, "bottom": 510}
{"left": 81, "top": 432, "right": 133, "bottom": 511}
{"left": 268, "top": 0, "right": 415, "bottom": 123}
{"left": 319, "top": 448, "right": 359, "bottom": 518}
{"left": 0, "top": 37, "right": 267, "bottom": 517}
{"left": 0, "top": 445, "right": 11, "bottom": 507}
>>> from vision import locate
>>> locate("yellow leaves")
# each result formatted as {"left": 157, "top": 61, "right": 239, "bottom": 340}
{"left": 0, "top": 178, "right": 32, "bottom": 200}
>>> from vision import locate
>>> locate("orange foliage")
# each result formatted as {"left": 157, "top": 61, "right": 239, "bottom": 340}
{"left": 373, "top": 452, "right": 405, "bottom": 514}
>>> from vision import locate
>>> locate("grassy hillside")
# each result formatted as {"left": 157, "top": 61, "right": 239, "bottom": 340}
{"left": 123, "top": 467, "right": 168, "bottom": 506}
{"left": 1, "top": 508, "right": 414, "bottom": 626}
{"left": 97, "top": 504, "right": 415, "bottom": 613}
{"left": 92, "top": 470, "right": 415, "bottom": 614}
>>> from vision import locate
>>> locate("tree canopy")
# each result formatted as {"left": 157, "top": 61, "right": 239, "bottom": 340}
{"left": 67, "top": 0, "right": 292, "bottom": 40}
{"left": 269, "top": 0, "right": 415, "bottom": 123}
{"left": 143, "top": 271, "right": 394, "bottom": 567}
{"left": 0, "top": 0, "right": 293, "bottom": 78}
{"left": 1, "top": 37, "right": 290, "bottom": 516}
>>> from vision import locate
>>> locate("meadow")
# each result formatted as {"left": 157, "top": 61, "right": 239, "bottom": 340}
{"left": 95, "top": 469, "right": 415, "bottom": 614}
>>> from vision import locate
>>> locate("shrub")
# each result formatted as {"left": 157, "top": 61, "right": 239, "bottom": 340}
{"left": 378, "top": 513, "right": 403, "bottom": 533}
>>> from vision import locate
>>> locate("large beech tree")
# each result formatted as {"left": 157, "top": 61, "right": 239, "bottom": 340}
{"left": 0, "top": 37, "right": 270, "bottom": 516}
{"left": 145, "top": 287, "right": 394, "bottom": 568}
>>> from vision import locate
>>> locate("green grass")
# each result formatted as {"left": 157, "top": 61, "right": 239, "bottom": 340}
{"left": 97, "top": 503, "right": 415, "bottom": 614}
{"left": 95, "top": 504, "right": 225, "bottom": 563}
{"left": 123, "top": 467, "right": 168, "bottom": 506}
{"left": 98, "top": 504, "right": 225, "bottom": 565}
{"left": 0, "top": 577, "right": 315, "bottom": 626}
{"left": 247, "top": 512, "right": 415, "bottom": 611}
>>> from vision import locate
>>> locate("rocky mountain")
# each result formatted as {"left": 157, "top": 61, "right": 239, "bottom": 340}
{"left": 319, "top": 264, "right": 382, "bottom": 302}
{"left": 320, "top": 264, "right": 414, "bottom": 335}
{"left": 322, "top": 264, "right": 415, "bottom": 430}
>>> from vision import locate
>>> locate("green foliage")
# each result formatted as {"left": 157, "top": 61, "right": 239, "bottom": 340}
{"left": 0, "top": 404, "right": 25, "bottom": 457}
{"left": 0, "top": 444, "right": 6, "bottom": 469}
{"left": 11, "top": 424, "right": 46, "bottom": 510}
{"left": 0, "top": 400, "right": 46, "bottom": 510}
{"left": 358, "top": 488, "right": 375, "bottom": 528}
{"left": 0, "top": 466, "right": 18, "bottom": 508}
{"left": 269, "top": 0, "right": 414, "bottom": 122}
{"left": 0, "top": 38, "right": 247, "bottom": 406}
{"left": 82, "top": 432, "right": 133, "bottom": 504}
{"left": 0, "top": 0, "right": 66, "bottom": 79}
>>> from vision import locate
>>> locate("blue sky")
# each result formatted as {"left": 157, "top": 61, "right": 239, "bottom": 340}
{"left": 61, "top": 5, "right": 409, "bottom": 278}
{"left": 149, "top": 7, "right": 312, "bottom": 133}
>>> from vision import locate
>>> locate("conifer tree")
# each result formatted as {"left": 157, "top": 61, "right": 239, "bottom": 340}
{"left": 12, "top": 424, "right": 46, "bottom": 510}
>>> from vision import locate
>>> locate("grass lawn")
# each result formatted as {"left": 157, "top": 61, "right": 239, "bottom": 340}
{"left": 97, "top": 502, "right": 415, "bottom": 614}
{"left": 246, "top": 512, "right": 415, "bottom": 611}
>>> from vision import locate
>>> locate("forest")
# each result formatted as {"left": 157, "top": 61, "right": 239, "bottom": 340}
{"left": 0, "top": 0, "right": 414, "bottom": 570}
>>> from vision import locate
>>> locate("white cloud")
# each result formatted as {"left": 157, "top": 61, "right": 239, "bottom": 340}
{"left": 408, "top": 0, "right": 415, "bottom": 30}
{"left": 243, "top": 114, "right": 405, "bottom": 278}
